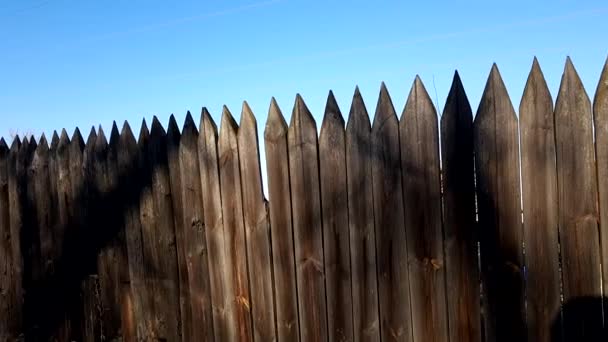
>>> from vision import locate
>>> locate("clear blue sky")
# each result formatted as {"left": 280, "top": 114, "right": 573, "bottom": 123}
{"left": 1, "top": 0, "right": 607, "bottom": 142}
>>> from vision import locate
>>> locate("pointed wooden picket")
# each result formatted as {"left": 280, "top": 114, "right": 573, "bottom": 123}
{"left": 218, "top": 106, "right": 254, "bottom": 341}
{"left": 400, "top": 76, "right": 448, "bottom": 342}
{"left": 166, "top": 114, "right": 192, "bottom": 341}
{"left": 371, "top": 83, "right": 412, "bottom": 342}
{"left": 595, "top": 58, "right": 608, "bottom": 315}
{"left": 0, "top": 137, "right": 22, "bottom": 340}
{"left": 198, "top": 108, "right": 232, "bottom": 341}
{"left": 319, "top": 91, "right": 353, "bottom": 342}
{"left": 264, "top": 98, "right": 300, "bottom": 342}
{"left": 117, "top": 121, "right": 145, "bottom": 341}
{"left": 555, "top": 58, "right": 602, "bottom": 338}
{"left": 32, "top": 135, "right": 53, "bottom": 295}
{"left": 474, "top": 64, "right": 525, "bottom": 342}
{"left": 346, "top": 87, "right": 380, "bottom": 342}
{"left": 147, "top": 116, "right": 181, "bottom": 341}
{"left": 440, "top": 72, "right": 481, "bottom": 342}
{"left": 238, "top": 102, "right": 277, "bottom": 341}
{"left": 288, "top": 94, "right": 329, "bottom": 342}
{"left": 519, "top": 59, "right": 561, "bottom": 342}
{"left": 179, "top": 112, "right": 215, "bottom": 341}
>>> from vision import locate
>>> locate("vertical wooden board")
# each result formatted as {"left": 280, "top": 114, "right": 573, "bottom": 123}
{"left": 264, "top": 98, "right": 301, "bottom": 342}
{"left": 346, "top": 88, "right": 380, "bottom": 342}
{"left": 218, "top": 107, "right": 254, "bottom": 341}
{"left": 239, "top": 102, "right": 277, "bottom": 341}
{"left": 288, "top": 95, "right": 328, "bottom": 342}
{"left": 0, "top": 138, "right": 22, "bottom": 340}
{"left": 117, "top": 122, "right": 146, "bottom": 341}
{"left": 519, "top": 59, "right": 561, "bottom": 342}
{"left": 167, "top": 114, "right": 192, "bottom": 341}
{"left": 319, "top": 92, "right": 353, "bottom": 342}
{"left": 371, "top": 84, "right": 412, "bottom": 342}
{"left": 594, "top": 58, "right": 608, "bottom": 318}
{"left": 555, "top": 58, "right": 602, "bottom": 337}
{"left": 179, "top": 113, "right": 215, "bottom": 341}
{"left": 54, "top": 130, "right": 72, "bottom": 341}
{"left": 474, "top": 65, "right": 525, "bottom": 342}
{"left": 199, "top": 108, "right": 232, "bottom": 341}
{"left": 400, "top": 77, "right": 448, "bottom": 342}
{"left": 148, "top": 117, "right": 181, "bottom": 341}
{"left": 440, "top": 72, "right": 481, "bottom": 342}
{"left": 33, "top": 135, "right": 53, "bottom": 281}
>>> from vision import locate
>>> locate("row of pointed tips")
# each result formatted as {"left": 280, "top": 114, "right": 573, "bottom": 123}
{"left": 2, "top": 57, "right": 607, "bottom": 153}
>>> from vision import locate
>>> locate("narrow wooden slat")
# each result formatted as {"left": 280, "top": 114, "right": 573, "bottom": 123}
{"left": 519, "top": 59, "right": 561, "bottom": 342}
{"left": 179, "top": 112, "right": 215, "bottom": 341}
{"left": 239, "top": 102, "right": 277, "bottom": 341}
{"left": 555, "top": 58, "right": 602, "bottom": 339}
{"left": 146, "top": 117, "right": 182, "bottom": 340}
{"left": 218, "top": 106, "right": 254, "bottom": 341}
{"left": 117, "top": 122, "right": 144, "bottom": 342}
{"left": 371, "top": 83, "right": 412, "bottom": 342}
{"left": 199, "top": 108, "right": 231, "bottom": 341}
{"left": 346, "top": 88, "right": 380, "bottom": 342}
{"left": 440, "top": 72, "right": 481, "bottom": 342}
{"left": 33, "top": 135, "right": 52, "bottom": 283}
{"left": 167, "top": 114, "right": 192, "bottom": 341}
{"left": 474, "top": 64, "right": 525, "bottom": 342}
{"left": 288, "top": 95, "right": 328, "bottom": 342}
{"left": 595, "top": 58, "right": 608, "bottom": 327}
{"left": 319, "top": 91, "right": 353, "bottom": 342}
{"left": 54, "top": 130, "right": 72, "bottom": 341}
{"left": 0, "top": 137, "right": 22, "bottom": 340}
{"left": 400, "top": 77, "right": 448, "bottom": 342}
{"left": 264, "top": 98, "right": 300, "bottom": 342}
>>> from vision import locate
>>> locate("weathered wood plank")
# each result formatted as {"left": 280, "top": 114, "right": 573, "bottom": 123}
{"left": 239, "top": 102, "right": 277, "bottom": 341}
{"left": 54, "top": 130, "right": 73, "bottom": 341}
{"left": 319, "top": 91, "right": 353, "bottom": 342}
{"left": 199, "top": 108, "right": 232, "bottom": 341}
{"left": 288, "top": 95, "right": 329, "bottom": 342}
{"left": 179, "top": 112, "right": 215, "bottom": 341}
{"left": 474, "top": 64, "right": 525, "bottom": 342}
{"left": 264, "top": 98, "right": 300, "bottom": 342}
{"left": 519, "top": 59, "right": 561, "bottom": 342}
{"left": 371, "top": 83, "right": 412, "bottom": 342}
{"left": 400, "top": 77, "right": 448, "bottom": 342}
{"left": 117, "top": 122, "right": 144, "bottom": 342}
{"left": 218, "top": 106, "right": 254, "bottom": 341}
{"left": 555, "top": 58, "right": 602, "bottom": 338}
{"left": 440, "top": 72, "right": 481, "bottom": 342}
{"left": 595, "top": 58, "right": 608, "bottom": 331}
{"left": 346, "top": 88, "right": 380, "bottom": 342}
{"left": 167, "top": 114, "right": 192, "bottom": 341}
{"left": 0, "top": 137, "right": 23, "bottom": 341}
{"left": 145, "top": 117, "right": 182, "bottom": 340}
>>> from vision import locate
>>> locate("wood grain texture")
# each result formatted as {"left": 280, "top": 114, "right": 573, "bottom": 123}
{"left": 179, "top": 113, "right": 215, "bottom": 341}
{"left": 264, "top": 98, "right": 301, "bottom": 342}
{"left": 147, "top": 117, "right": 181, "bottom": 341}
{"left": 400, "top": 77, "right": 448, "bottom": 342}
{"left": 555, "top": 58, "right": 602, "bottom": 338}
{"left": 474, "top": 65, "right": 525, "bottom": 342}
{"left": 594, "top": 58, "right": 608, "bottom": 321}
{"left": 440, "top": 72, "right": 481, "bottom": 342}
{"left": 166, "top": 114, "right": 192, "bottom": 341}
{"left": 371, "top": 84, "right": 412, "bottom": 342}
{"left": 0, "top": 137, "right": 23, "bottom": 341}
{"left": 218, "top": 107, "right": 254, "bottom": 341}
{"left": 117, "top": 122, "right": 142, "bottom": 342}
{"left": 346, "top": 88, "right": 380, "bottom": 342}
{"left": 238, "top": 102, "right": 277, "bottom": 341}
{"left": 319, "top": 91, "right": 353, "bottom": 342}
{"left": 288, "top": 95, "right": 328, "bottom": 342}
{"left": 519, "top": 59, "right": 561, "bottom": 342}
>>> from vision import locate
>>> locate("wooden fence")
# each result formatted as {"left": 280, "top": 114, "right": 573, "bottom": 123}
{"left": 1, "top": 57, "right": 608, "bottom": 342}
